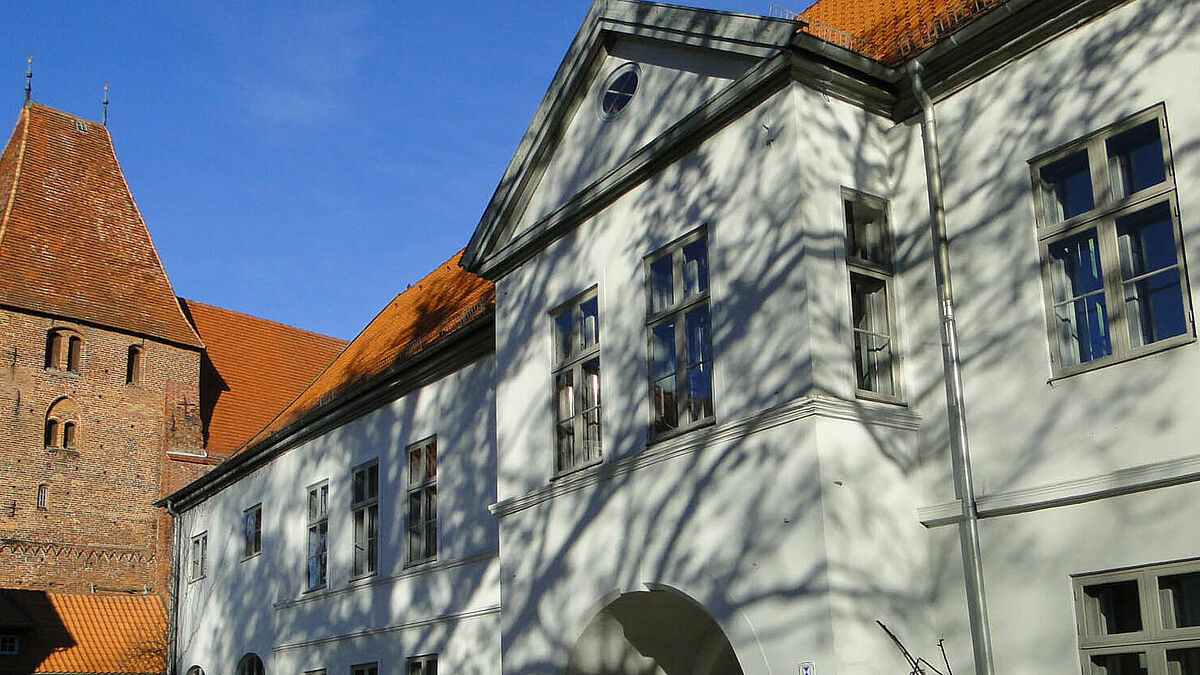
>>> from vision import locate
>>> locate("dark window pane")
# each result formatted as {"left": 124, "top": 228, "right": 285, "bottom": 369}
{"left": 353, "top": 469, "right": 365, "bottom": 504}
{"left": 555, "top": 370, "right": 574, "bottom": 422}
{"left": 1168, "top": 647, "right": 1200, "bottom": 675}
{"left": 649, "top": 255, "right": 674, "bottom": 313}
{"left": 1107, "top": 121, "right": 1166, "bottom": 200}
{"left": 1118, "top": 204, "right": 1179, "bottom": 279}
{"left": 685, "top": 363, "right": 714, "bottom": 423}
{"left": 1089, "top": 653, "right": 1147, "bottom": 675}
{"left": 1049, "top": 229, "right": 1105, "bottom": 299}
{"left": 610, "top": 71, "right": 638, "bottom": 95}
{"left": 682, "top": 237, "right": 708, "bottom": 298}
{"left": 684, "top": 306, "right": 711, "bottom": 366}
{"left": 66, "top": 337, "right": 82, "bottom": 373}
{"left": 62, "top": 422, "right": 76, "bottom": 449}
{"left": 1084, "top": 580, "right": 1143, "bottom": 635}
{"left": 554, "top": 308, "right": 573, "bottom": 363}
{"left": 652, "top": 321, "right": 676, "bottom": 379}
{"left": 409, "top": 447, "right": 423, "bottom": 486}
{"left": 1160, "top": 572, "right": 1200, "bottom": 629}
{"left": 1041, "top": 150, "right": 1094, "bottom": 223}
{"left": 44, "top": 419, "right": 57, "bottom": 447}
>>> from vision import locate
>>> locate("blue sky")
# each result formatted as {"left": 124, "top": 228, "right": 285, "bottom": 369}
{"left": 3, "top": 1, "right": 793, "bottom": 340}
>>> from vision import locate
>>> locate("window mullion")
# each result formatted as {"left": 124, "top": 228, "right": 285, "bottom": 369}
{"left": 674, "top": 307, "right": 687, "bottom": 426}
{"left": 1097, "top": 216, "right": 1132, "bottom": 356}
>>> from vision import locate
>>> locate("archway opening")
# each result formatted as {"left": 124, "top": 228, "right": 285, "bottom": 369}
{"left": 567, "top": 589, "right": 743, "bottom": 675}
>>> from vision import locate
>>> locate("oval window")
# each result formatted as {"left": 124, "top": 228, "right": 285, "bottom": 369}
{"left": 600, "top": 63, "right": 639, "bottom": 119}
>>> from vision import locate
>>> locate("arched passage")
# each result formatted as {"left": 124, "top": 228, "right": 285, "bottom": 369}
{"left": 567, "top": 589, "right": 743, "bottom": 675}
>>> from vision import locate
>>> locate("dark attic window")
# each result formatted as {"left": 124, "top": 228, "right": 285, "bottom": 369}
{"left": 600, "top": 63, "right": 639, "bottom": 120}
{"left": 0, "top": 633, "right": 18, "bottom": 655}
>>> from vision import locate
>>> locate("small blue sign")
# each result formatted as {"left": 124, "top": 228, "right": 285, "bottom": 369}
{"left": 800, "top": 661, "right": 816, "bottom": 675}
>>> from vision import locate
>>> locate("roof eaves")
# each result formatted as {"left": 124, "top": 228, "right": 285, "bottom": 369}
{"left": 158, "top": 301, "right": 494, "bottom": 513}
{"left": 0, "top": 106, "right": 31, "bottom": 250}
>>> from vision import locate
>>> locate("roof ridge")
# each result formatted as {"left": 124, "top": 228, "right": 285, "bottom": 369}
{"left": 28, "top": 99, "right": 105, "bottom": 127}
{"left": 0, "top": 107, "right": 31, "bottom": 250}
{"left": 179, "top": 297, "right": 348, "bottom": 344}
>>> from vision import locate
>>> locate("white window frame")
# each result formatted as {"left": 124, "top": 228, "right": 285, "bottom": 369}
{"left": 1074, "top": 558, "right": 1200, "bottom": 673}
{"left": 242, "top": 503, "right": 262, "bottom": 560}
{"left": 550, "top": 288, "right": 602, "bottom": 477}
{"left": 406, "top": 654, "right": 437, "bottom": 675}
{"left": 843, "top": 188, "right": 902, "bottom": 402}
{"left": 351, "top": 459, "right": 379, "bottom": 579}
{"left": 406, "top": 436, "right": 437, "bottom": 566}
{"left": 189, "top": 532, "right": 207, "bottom": 582}
{"left": 644, "top": 227, "right": 715, "bottom": 440}
{"left": 1031, "top": 104, "right": 1194, "bottom": 377}
{"left": 306, "top": 482, "right": 329, "bottom": 590}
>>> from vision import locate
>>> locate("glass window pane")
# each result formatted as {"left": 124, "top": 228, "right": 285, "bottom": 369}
{"left": 1118, "top": 204, "right": 1179, "bottom": 279}
{"left": 580, "top": 296, "right": 599, "bottom": 349}
{"left": 583, "top": 409, "right": 601, "bottom": 461}
{"left": 649, "top": 255, "right": 674, "bottom": 313}
{"left": 1083, "top": 580, "right": 1143, "bottom": 636}
{"left": 409, "top": 448, "right": 423, "bottom": 486}
{"left": 683, "top": 237, "right": 708, "bottom": 298}
{"left": 854, "top": 332, "right": 895, "bottom": 396}
{"left": 1041, "top": 150, "right": 1094, "bottom": 224}
{"left": 581, "top": 358, "right": 601, "bottom": 410}
{"left": 1089, "top": 653, "right": 1148, "bottom": 675}
{"left": 1107, "top": 121, "right": 1166, "bottom": 200}
{"left": 554, "top": 308, "right": 573, "bottom": 363}
{"left": 367, "top": 464, "right": 378, "bottom": 499}
{"left": 652, "top": 321, "right": 676, "bottom": 379}
{"left": 1049, "top": 229, "right": 1105, "bottom": 300}
{"left": 556, "top": 421, "right": 575, "bottom": 470}
{"left": 845, "top": 199, "right": 890, "bottom": 266}
{"left": 685, "top": 363, "right": 714, "bottom": 424}
{"left": 426, "top": 443, "right": 437, "bottom": 480}
{"left": 851, "top": 274, "right": 890, "bottom": 334}
{"left": 1160, "top": 572, "right": 1200, "bottom": 629}
{"left": 684, "top": 306, "right": 711, "bottom": 367}
{"left": 353, "top": 469, "right": 365, "bottom": 504}
{"left": 555, "top": 370, "right": 575, "bottom": 422}
{"left": 1168, "top": 647, "right": 1200, "bottom": 675}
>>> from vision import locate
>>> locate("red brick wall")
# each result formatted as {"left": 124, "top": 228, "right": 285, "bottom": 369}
{"left": 0, "top": 307, "right": 207, "bottom": 594}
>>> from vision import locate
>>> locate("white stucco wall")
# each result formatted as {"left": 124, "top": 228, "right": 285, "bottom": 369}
{"left": 173, "top": 354, "right": 500, "bottom": 675}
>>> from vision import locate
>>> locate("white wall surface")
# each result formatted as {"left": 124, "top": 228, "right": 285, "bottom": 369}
{"left": 173, "top": 355, "right": 499, "bottom": 675}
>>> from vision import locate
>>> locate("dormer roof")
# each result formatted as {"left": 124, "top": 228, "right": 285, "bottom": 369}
{"left": 0, "top": 103, "right": 202, "bottom": 348}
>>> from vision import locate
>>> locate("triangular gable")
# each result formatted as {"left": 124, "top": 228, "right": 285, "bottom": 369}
{"left": 0, "top": 103, "right": 203, "bottom": 348}
{"left": 461, "top": 0, "right": 798, "bottom": 279}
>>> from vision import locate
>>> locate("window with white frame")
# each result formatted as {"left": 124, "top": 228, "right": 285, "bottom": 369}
{"left": 1032, "top": 105, "right": 1193, "bottom": 375}
{"left": 189, "top": 532, "right": 207, "bottom": 582}
{"left": 242, "top": 503, "right": 261, "bottom": 559}
{"left": 351, "top": 662, "right": 378, "bottom": 675}
{"left": 406, "top": 437, "right": 437, "bottom": 565}
{"left": 0, "top": 634, "right": 18, "bottom": 655}
{"left": 406, "top": 654, "right": 437, "bottom": 675}
{"left": 646, "top": 228, "right": 714, "bottom": 437}
{"left": 1074, "top": 558, "right": 1200, "bottom": 673}
{"left": 306, "top": 482, "right": 328, "bottom": 590}
{"left": 351, "top": 460, "right": 379, "bottom": 578}
{"left": 844, "top": 190, "right": 900, "bottom": 399}
{"left": 551, "top": 289, "right": 602, "bottom": 475}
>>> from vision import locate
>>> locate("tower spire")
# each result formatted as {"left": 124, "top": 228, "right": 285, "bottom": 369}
{"left": 24, "top": 54, "right": 32, "bottom": 105}
{"left": 101, "top": 82, "right": 109, "bottom": 125}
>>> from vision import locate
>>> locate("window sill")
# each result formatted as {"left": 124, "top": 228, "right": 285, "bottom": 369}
{"left": 404, "top": 557, "right": 437, "bottom": 571}
{"left": 240, "top": 552, "right": 260, "bottom": 563}
{"left": 348, "top": 571, "right": 378, "bottom": 583}
{"left": 302, "top": 584, "right": 327, "bottom": 594}
{"left": 648, "top": 418, "right": 715, "bottom": 447}
{"left": 854, "top": 389, "right": 906, "bottom": 406}
{"left": 551, "top": 457, "right": 603, "bottom": 481}
{"left": 1049, "top": 333, "right": 1195, "bottom": 382}
{"left": 187, "top": 575, "right": 205, "bottom": 584}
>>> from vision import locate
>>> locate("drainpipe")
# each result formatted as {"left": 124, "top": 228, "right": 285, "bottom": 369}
{"left": 907, "top": 60, "right": 996, "bottom": 675}
{"left": 165, "top": 500, "right": 182, "bottom": 675}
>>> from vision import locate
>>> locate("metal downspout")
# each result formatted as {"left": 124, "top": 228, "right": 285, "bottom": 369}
{"left": 165, "top": 501, "right": 182, "bottom": 675}
{"left": 907, "top": 60, "right": 996, "bottom": 675}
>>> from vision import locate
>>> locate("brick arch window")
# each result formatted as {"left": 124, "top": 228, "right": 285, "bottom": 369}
{"left": 126, "top": 345, "right": 143, "bottom": 385}
{"left": 45, "top": 329, "right": 83, "bottom": 373}
{"left": 44, "top": 398, "right": 80, "bottom": 449}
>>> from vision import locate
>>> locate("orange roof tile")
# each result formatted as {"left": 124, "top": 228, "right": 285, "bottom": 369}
{"left": 0, "top": 103, "right": 202, "bottom": 348}
{"left": 246, "top": 250, "right": 493, "bottom": 447}
{"left": 0, "top": 590, "right": 165, "bottom": 675}
{"left": 178, "top": 299, "right": 347, "bottom": 456}
{"left": 799, "top": 0, "right": 1003, "bottom": 64}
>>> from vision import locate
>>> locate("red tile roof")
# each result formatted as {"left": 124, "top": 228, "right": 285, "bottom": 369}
{"left": 246, "top": 250, "right": 493, "bottom": 447}
{"left": 178, "top": 299, "right": 347, "bottom": 456}
{"left": 0, "top": 590, "right": 165, "bottom": 675}
{"left": 0, "top": 103, "right": 202, "bottom": 348}
{"left": 799, "top": 0, "right": 1004, "bottom": 64}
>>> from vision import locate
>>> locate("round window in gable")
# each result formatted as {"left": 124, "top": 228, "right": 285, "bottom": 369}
{"left": 600, "top": 63, "right": 640, "bottom": 120}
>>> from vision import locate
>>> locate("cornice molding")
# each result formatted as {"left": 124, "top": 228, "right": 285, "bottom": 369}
{"left": 491, "top": 395, "right": 919, "bottom": 518}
